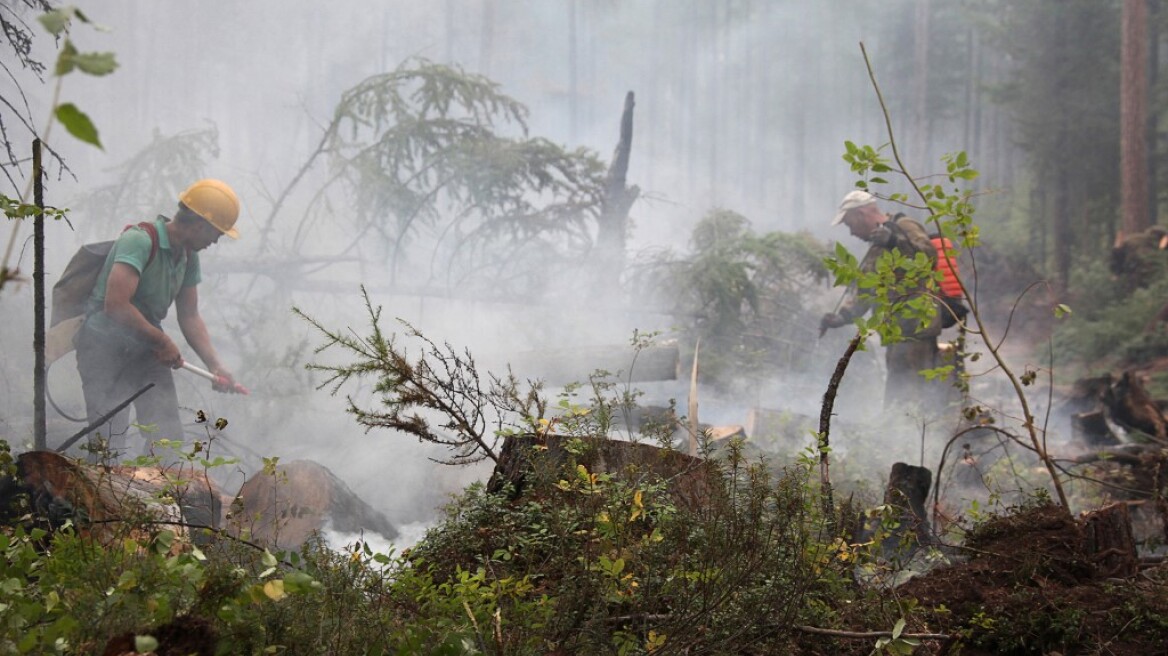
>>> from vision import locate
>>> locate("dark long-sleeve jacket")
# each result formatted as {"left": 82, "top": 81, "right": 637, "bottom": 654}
{"left": 838, "top": 213, "right": 941, "bottom": 341}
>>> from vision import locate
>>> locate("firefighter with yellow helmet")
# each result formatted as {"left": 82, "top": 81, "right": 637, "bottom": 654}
{"left": 75, "top": 179, "right": 242, "bottom": 460}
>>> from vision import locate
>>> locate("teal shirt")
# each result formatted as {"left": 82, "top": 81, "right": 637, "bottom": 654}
{"left": 87, "top": 216, "right": 201, "bottom": 335}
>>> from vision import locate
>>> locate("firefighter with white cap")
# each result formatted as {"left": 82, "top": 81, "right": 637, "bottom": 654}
{"left": 819, "top": 190, "right": 943, "bottom": 410}
{"left": 74, "top": 179, "right": 242, "bottom": 459}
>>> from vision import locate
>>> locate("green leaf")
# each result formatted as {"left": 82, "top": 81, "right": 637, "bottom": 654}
{"left": 282, "top": 571, "right": 320, "bottom": 594}
{"left": 38, "top": 9, "right": 73, "bottom": 35}
{"left": 135, "top": 636, "right": 159, "bottom": 653}
{"left": 54, "top": 40, "right": 78, "bottom": 76}
{"left": 116, "top": 569, "right": 138, "bottom": 591}
{"left": 152, "top": 529, "right": 175, "bottom": 555}
{"left": 72, "top": 51, "right": 117, "bottom": 76}
{"left": 55, "top": 103, "right": 103, "bottom": 148}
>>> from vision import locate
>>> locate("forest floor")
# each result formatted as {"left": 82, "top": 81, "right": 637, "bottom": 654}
{"left": 844, "top": 307, "right": 1168, "bottom": 653}
{"left": 894, "top": 503, "right": 1168, "bottom": 655}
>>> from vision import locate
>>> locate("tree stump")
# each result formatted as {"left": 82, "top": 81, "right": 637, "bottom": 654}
{"left": 886, "top": 462, "right": 933, "bottom": 544}
{"left": 1081, "top": 502, "right": 1139, "bottom": 579}
{"left": 487, "top": 434, "right": 716, "bottom": 511}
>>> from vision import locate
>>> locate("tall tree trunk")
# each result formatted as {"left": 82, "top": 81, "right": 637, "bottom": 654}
{"left": 1121, "top": 0, "right": 1151, "bottom": 237}
{"left": 33, "top": 140, "right": 45, "bottom": 450}
{"left": 707, "top": 2, "right": 720, "bottom": 204}
{"left": 911, "top": 0, "right": 932, "bottom": 167}
{"left": 964, "top": 26, "right": 979, "bottom": 165}
{"left": 1150, "top": 0, "right": 1161, "bottom": 222}
{"left": 445, "top": 0, "right": 456, "bottom": 63}
{"left": 479, "top": 0, "right": 495, "bottom": 77}
{"left": 568, "top": 0, "right": 578, "bottom": 141}
{"left": 1054, "top": 169, "right": 1072, "bottom": 292}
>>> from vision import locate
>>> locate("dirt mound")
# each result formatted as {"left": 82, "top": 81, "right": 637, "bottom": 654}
{"left": 899, "top": 503, "right": 1168, "bottom": 655}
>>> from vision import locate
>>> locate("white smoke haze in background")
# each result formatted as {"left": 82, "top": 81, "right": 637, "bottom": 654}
{"left": 324, "top": 519, "right": 435, "bottom": 560}
{"left": 0, "top": 1, "right": 1052, "bottom": 533}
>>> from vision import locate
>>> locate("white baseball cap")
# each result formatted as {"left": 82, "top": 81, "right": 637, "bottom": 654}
{"left": 830, "top": 190, "right": 876, "bottom": 226}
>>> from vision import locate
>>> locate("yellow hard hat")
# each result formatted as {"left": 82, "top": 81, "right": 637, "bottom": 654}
{"left": 179, "top": 179, "right": 240, "bottom": 239}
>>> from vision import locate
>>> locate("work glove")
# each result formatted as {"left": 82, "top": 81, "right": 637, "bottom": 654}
{"left": 819, "top": 312, "right": 848, "bottom": 337}
{"left": 868, "top": 223, "right": 895, "bottom": 248}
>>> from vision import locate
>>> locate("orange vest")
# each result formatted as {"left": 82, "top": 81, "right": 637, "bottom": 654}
{"left": 931, "top": 236, "right": 963, "bottom": 298}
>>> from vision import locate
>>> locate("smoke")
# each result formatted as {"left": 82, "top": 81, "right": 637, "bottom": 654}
{"left": 0, "top": 0, "right": 1050, "bottom": 534}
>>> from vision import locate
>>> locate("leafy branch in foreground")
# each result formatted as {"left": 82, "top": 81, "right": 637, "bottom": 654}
{"left": 828, "top": 42, "right": 1070, "bottom": 510}
{"left": 294, "top": 287, "right": 547, "bottom": 466}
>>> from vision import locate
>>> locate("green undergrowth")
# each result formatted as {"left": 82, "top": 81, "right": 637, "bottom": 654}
{"left": 1, "top": 435, "right": 930, "bottom": 655}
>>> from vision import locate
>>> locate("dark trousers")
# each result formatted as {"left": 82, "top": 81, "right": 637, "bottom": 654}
{"left": 75, "top": 320, "right": 183, "bottom": 460}
{"left": 884, "top": 337, "right": 940, "bottom": 410}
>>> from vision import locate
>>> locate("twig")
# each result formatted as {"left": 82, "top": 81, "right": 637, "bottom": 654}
{"left": 795, "top": 625, "right": 954, "bottom": 641}
{"left": 56, "top": 383, "right": 156, "bottom": 453}
{"left": 818, "top": 332, "right": 863, "bottom": 529}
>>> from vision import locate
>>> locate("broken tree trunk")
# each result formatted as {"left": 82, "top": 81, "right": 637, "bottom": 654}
{"left": 593, "top": 91, "right": 640, "bottom": 296}
{"left": 232, "top": 459, "right": 397, "bottom": 550}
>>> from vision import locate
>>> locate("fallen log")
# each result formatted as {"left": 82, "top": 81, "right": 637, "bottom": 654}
{"left": 232, "top": 460, "right": 398, "bottom": 551}
{"left": 0, "top": 450, "right": 223, "bottom": 544}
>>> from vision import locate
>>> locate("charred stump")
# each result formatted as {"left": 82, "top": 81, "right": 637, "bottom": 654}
{"left": 487, "top": 434, "right": 716, "bottom": 511}
{"left": 886, "top": 462, "right": 933, "bottom": 544}
{"left": 854, "top": 463, "right": 935, "bottom": 563}
{"left": 1081, "top": 502, "right": 1139, "bottom": 578}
